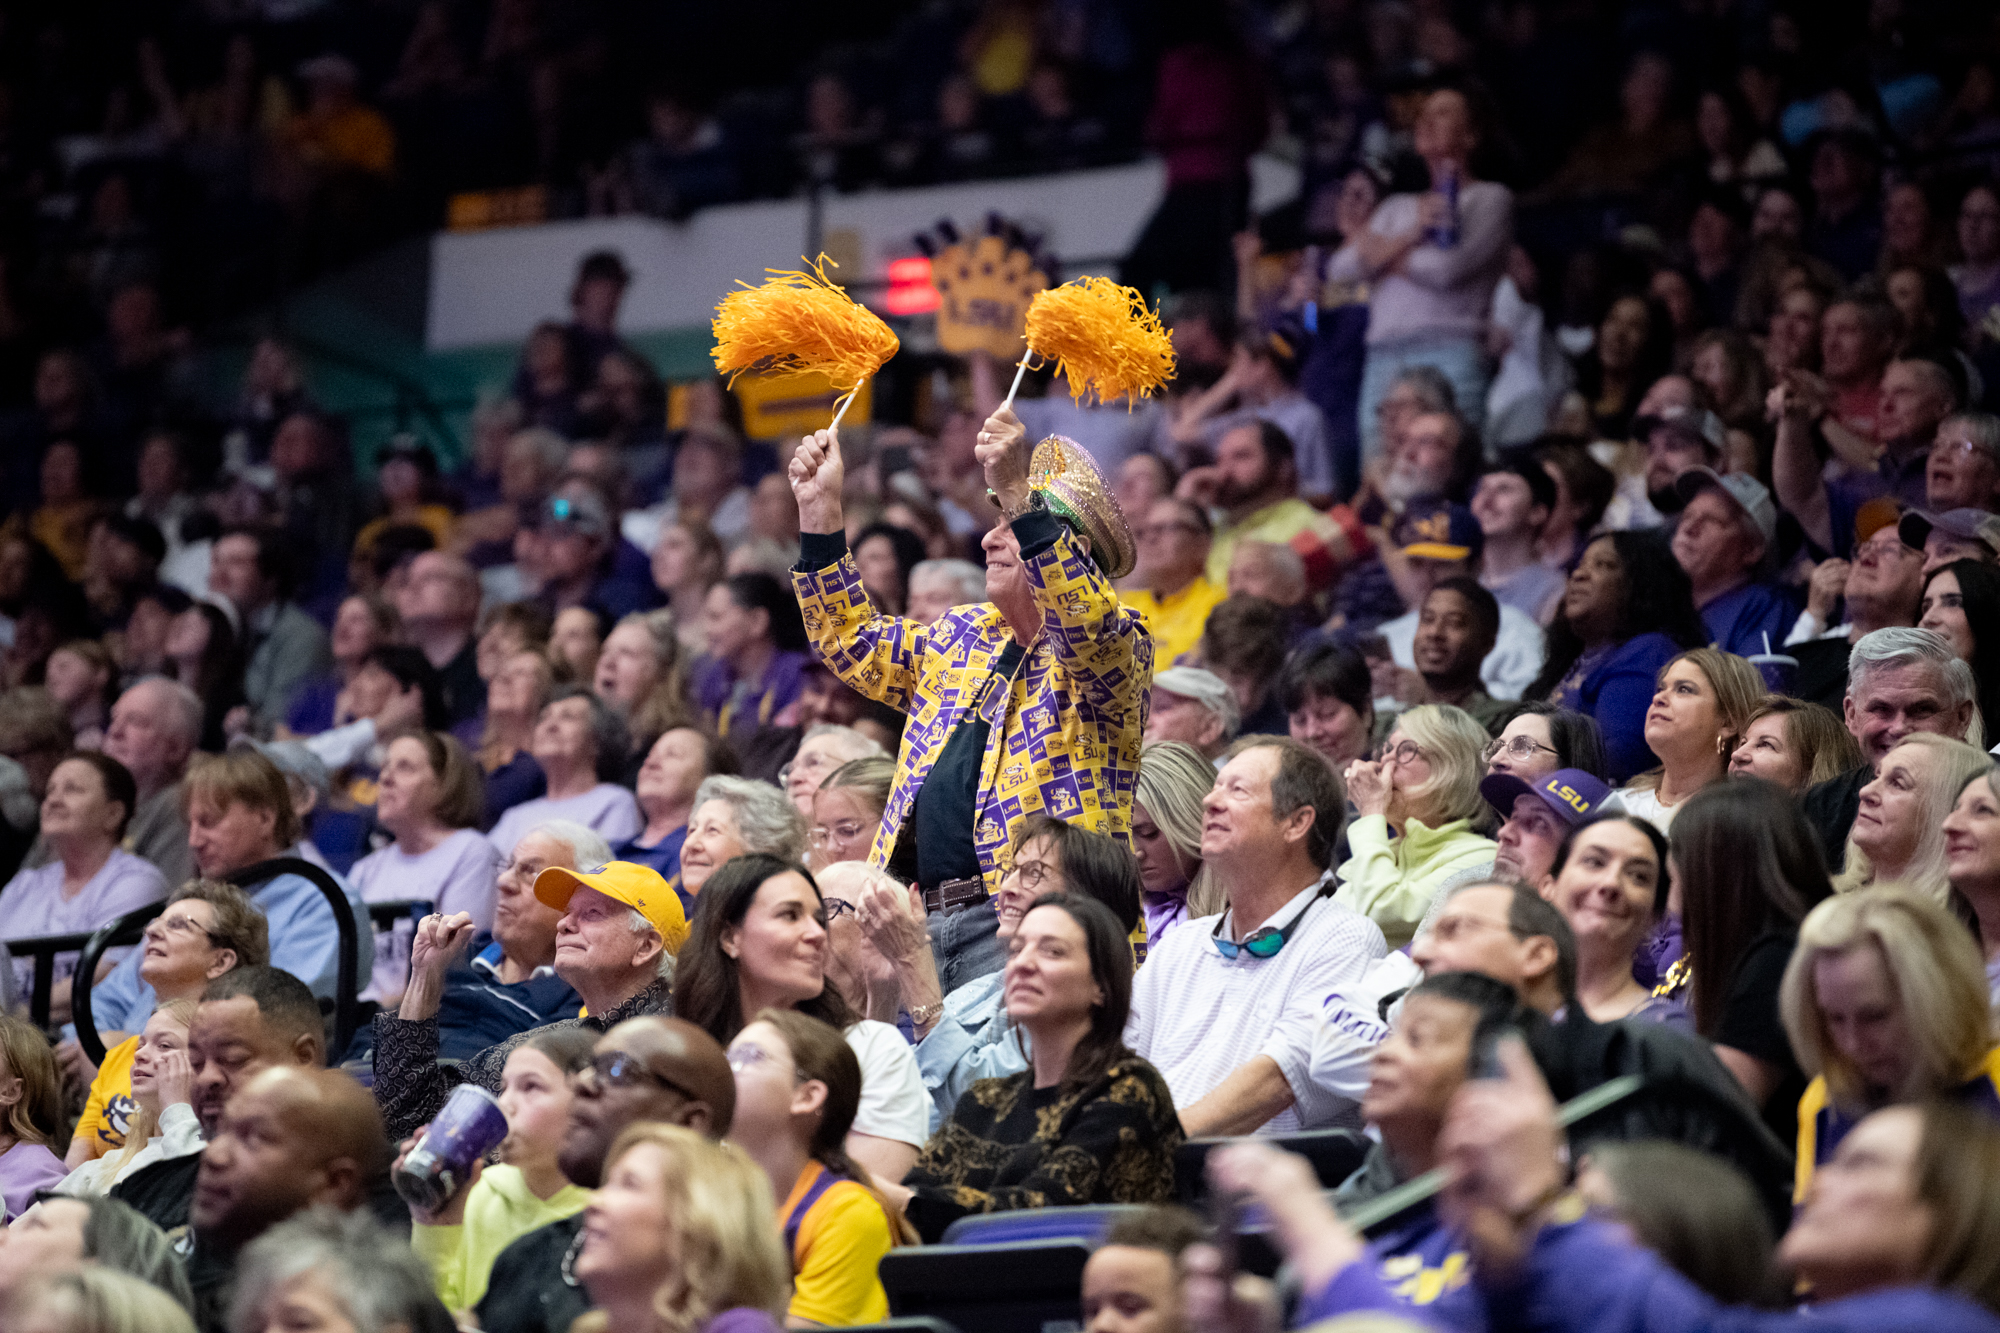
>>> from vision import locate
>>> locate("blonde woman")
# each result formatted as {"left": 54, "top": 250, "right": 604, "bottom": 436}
{"left": 1338, "top": 704, "right": 1497, "bottom": 948}
{"left": 1780, "top": 887, "right": 2000, "bottom": 1198}
{"left": 1133, "top": 741, "right": 1222, "bottom": 943}
{"left": 1606, "top": 647, "right": 1764, "bottom": 832}
{"left": 572, "top": 1123, "right": 790, "bottom": 1333}
{"left": 1834, "top": 734, "right": 1992, "bottom": 903}
{"left": 53, "top": 1002, "right": 199, "bottom": 1197}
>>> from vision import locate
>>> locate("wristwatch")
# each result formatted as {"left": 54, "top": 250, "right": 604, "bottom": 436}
{"left": 908, "top": 999, "right": 945, "bottom": 1026}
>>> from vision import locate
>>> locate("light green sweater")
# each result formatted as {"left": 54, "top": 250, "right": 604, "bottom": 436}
{"left": 411, "top": 1162, "right": 593, "bottom": 1313}
{"left": 1334, "top": 814, "right": 1497, "bottom": 949}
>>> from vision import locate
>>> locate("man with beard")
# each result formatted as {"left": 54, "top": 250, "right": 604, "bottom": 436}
{"left": 1776, "top": 354, "right": 1962, "bottom": 557}
{"left": 1634, "top": 404, "right": 1727, "bottom": 524}
{"left": 1329, "top": 410, "right": 1466, "bottom": 632}
{"left": 471, "top": 1016, "right": 734, "bottom": 1333}
{"left": 1184, "top": 421, "right": 1359, "bottom": 595}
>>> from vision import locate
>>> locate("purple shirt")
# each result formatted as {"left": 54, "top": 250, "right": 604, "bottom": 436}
{"left": 0, "top": 849, "right": 167, "bottom": 996}
{"left": 486, "top": 785, "right": 643, "bottom": 860}
{"left": 692, "top": 650, "right": 812, "bottom": 741}
{"left": 0, "top": 1142, "right": 66, "bottom": 1221}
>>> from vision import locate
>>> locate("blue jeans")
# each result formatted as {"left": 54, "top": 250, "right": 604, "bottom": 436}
{"left": 1357, "top": 333, "right": 1492, "bottom": 462}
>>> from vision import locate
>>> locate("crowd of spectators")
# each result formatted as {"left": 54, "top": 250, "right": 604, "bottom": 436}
{"left": 8, "top": 2, "right": 2000, "bottom": 1333}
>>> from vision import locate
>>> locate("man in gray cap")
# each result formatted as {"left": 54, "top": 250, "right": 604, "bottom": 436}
{"left": 1899, "top": 506, "right": 2000, "bottom": 576}
{"left": 1145, "top": 666, "right": 1240, "bottom": 761}
{"left": 1671, "top": 467, "right": 1800, "bottom": 655}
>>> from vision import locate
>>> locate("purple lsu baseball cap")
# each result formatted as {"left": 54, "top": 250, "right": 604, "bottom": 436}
{"left": 1479, "top": 767, "right": 1612, "bottom": 828}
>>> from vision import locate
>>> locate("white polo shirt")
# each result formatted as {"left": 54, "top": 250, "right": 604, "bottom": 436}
{"left": 1126, "top": 873, "right": 1387, "bottom": 1133}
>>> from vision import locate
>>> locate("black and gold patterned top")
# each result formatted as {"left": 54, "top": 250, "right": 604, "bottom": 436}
{"left": 902, "top": 1053, "right": 1183, "bottom": 1243}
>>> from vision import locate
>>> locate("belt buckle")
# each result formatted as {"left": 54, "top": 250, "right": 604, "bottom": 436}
{"left": 925, "top": 876, "right": 989, "bottom": 913}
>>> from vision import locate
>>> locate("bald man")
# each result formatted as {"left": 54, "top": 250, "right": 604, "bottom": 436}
{"left": 475, "top": 1015, "right": 734, "bottom": 1333}
{"left": 397, "top": 550, "right": 484, "bottom": 727}
{"left": 188, "top": 1065, "right": 398, "bottom": 1330}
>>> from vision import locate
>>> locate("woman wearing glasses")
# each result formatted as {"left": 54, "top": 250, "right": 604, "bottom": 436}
{"left": 781, "top": 725, "right": 885, "bottom": 820}
{"left": 674, "top": 855, "right": 929, "bottom": 1184}
{"left": 877, "top": 892, "right": 1181, "bottom": 1242}
{"left": 876, "top": 817, "right": 1141, "bottom": 1131}
{"left": 1603, "top": 647, "right": 1764, "bottom": 834}
{"left": 807, "top": 757, "right": 892, "bottom": 873}
{"left": 67, "top": 880, "right": 266, "bottom": 1168}
{"left": 1484, "top": 702, "right": 1609, "bottom": 784}
{"left": 724, "top": 1009, "right": 907, "bottom": 1327}
{"left": 1336, "top": 704, "right": 1497, "bottom": 948}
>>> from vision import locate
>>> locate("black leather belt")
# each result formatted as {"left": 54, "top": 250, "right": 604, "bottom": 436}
{"left": 922, "top": 876, "right": 989, "bottom": 913}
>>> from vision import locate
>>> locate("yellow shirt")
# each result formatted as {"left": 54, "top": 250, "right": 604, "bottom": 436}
{"left": 1206, "top": 497, "right": 1357, "bottom": 589}
{"left": 784, "top": 1162, "right": 894, "bottom": 1326}
{"left": 1121, "top": 577, "right": 1227, "bottom": 669}
{"left": 74, "top": 1035, "right": 141, "bottom": 1160}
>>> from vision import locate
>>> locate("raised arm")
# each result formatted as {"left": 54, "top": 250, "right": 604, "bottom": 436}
{"left": 1769, "top": 375, "right": 1835, "bottom": 554}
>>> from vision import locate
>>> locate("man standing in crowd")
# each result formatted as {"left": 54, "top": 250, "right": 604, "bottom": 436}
{"left": 1671, "top": 468, "right": 1798, "bottom": 655}
{"left": 474, "top": 1016, "right": 735, "bottom": 1333}
{"left": 1801, "top": 626, "right": 1978, "bottom": 869}
{"left": 396, "top": 550, "right": 484, "bottom": 731}
{"left": 788, "top": 408, "right": 1151, "bottom": 990}
{"left": 209, "top": 527, "right": 332, "bottom": 730}
{"left": 1121, "top": 497, "right": 1225, "bottom": 669}
{"left": 1128, "top": 736, "right": 1385, "bottom": 1134}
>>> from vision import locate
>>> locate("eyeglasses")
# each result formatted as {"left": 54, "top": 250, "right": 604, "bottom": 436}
{"left": 779, "top": 751, "right": 841, "bottom": 789}
{"left": 1004, "top": 858, "right": 1053, "bottom": 892}
{"left": 1935, "top": 437, "right": 1999, "bottom": 460}
{"left": 1211, "top": 885, "right": 1328, "bottom": 960}
{"left": 144, "top": 913, "right": 223, "bottom": 947}
{"left": 586, "top": 1051, "right": 700, "bottom": 1102}
{"left": 1486, "top": 736, "right": 1559, "bottom": 763}
{"left": 821, "top": 897, "right": 856, "bottom": 920}
{"left": 1377, "top": 740, "right": 1426, "bottom": 766}
{"left": 810, "top": 821, "right": 872, "bottom": 846}
{"left": 725, "top": 1043, "right": 808, "bottom": 1082}
{"left": 1856, "top": 536, "right": 1917, "bottom": 561}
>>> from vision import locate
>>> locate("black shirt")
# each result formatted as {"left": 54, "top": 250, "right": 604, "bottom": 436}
{"left": 475, "top": 1213, "right": 590, "bottom": 1333}
{"left": 1791, "top": 636, "right": 1852, "bottom": 712}
{"left": 1802, "top": 763, "right": 1870, "bottom": 873}
{"left": 1713, "top": 930, "right": 1807, "bottom": 1149}
{"left": 912, "top": 640, "right": 1025, "bottom": 888}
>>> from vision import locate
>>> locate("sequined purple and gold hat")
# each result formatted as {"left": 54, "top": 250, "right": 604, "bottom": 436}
{"left": 1028, "top": 434, "right": 1136, "bottom": 578}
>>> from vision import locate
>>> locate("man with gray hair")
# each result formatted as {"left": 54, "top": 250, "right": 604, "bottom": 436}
{"left": 1145, "top": 666, "right": 1240, "bottom": 761}
{"left": 906, "top": 558, "right": 987, "bottom": 626}
{"left": 1801, "top": 626, "right": 1979, "bottom": 869}
{"left": 372, "top": 818, "right": 678, "bottom": 1141}
{"left": 100, "top": 677, "right": 203, "bottom": 885}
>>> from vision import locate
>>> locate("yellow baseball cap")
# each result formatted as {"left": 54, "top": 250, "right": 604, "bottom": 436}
{"left": 535, "top": 861, "right": 690, "bottom": 956}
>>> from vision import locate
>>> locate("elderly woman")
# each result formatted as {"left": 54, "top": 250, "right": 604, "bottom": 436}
{"left": 476, "top": 647, "right": 553, "bottom": 827}
{"left": 782, "top": 723, "right": 885, "bottom": 819}
{"left": 1542, "top": 814, "right": 1688, "bottom": 1027}
{"left": 83, "top": 749, "right": 373, "bottom": 1047}
{"left": 570, "top": 1124, "right": 789, "bottom": 1333}
{"left": 67, "top": 881, "right": 265, "bottom": 1167}
{"left": 1782, "top": 887, "right": 2000, "bottom": 1199}
{"left": 592, "top": 609, "right": 692, "bottom": 767}
{"left": 808, "top": 757, "right": 891, "bottom": 874}
{"left": 350, "top": 730, "right": 499, "bottom": 1005}
{"left": 1605, "top": 647, "right": 1764, "bottom": 833}
{"left": 675, "top": 855, "right": 928, "bottom": 1182}
{"left": 487, "top": 686, "right": 642, "bottom": 858}
{"left": 0, "top": 752, "right": 166, "bottom": 1021}
{"left": 230, "top": 1208, "right": 450, "bottom": 1333}
{"left": 677, "top": 774, "right": 809, "bottom": 900}
{"left": 878, "top": 893, "right": 1182, "bottom": 1242}
{"left": 615, "top": 726, "right": 735, "bottom": 897}
{"left": 1131, "top": 741, "right": 1219, "bottom": 949}
{"left": 1337, "top": 704, "right": 1498, "bottom": 948}
{"left": 896, "top": 817, "right": 1142, "bottom": 1131}
{"left": 1835, "top": 734, "right": 1992, "bottom": 902}
{"left": 1728, "top": 697, "right": 1864, "bottom": 794}
{"left": 1484, "top": 702, "right": 1610, "bottom": 782}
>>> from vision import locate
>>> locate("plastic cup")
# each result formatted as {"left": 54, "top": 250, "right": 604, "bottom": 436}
{"left": 1747, "top": 652, "right": 1798, "bottom": 695}
{"left": 394, "top": 1083, "right": 508, "bottom": 1213}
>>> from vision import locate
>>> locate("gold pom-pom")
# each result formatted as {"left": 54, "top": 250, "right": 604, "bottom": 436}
{"left": 711, "top": 256, "right": 901, "bottom": 394}
{"left": 1023, "top": 276, "right": 1177, "bottom": 406}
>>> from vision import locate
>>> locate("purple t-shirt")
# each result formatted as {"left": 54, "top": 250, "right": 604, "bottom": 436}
{"left": 0, "top": 1142, "right": 66, "bottom": 1221}
{"left": 486, "top": 785, "right": 644, "bottom": 860}
{"left": 349, "top": 828, "right": 501, "bottom": 1001}
{"left": 0, "top": 849, "right": 168, "bottom": 997}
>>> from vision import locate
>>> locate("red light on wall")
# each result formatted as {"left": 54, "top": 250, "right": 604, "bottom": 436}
{"left": 883, "top": 256, "right": 940, "bottom": 315}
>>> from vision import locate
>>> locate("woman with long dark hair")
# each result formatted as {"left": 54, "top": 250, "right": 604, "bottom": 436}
{"left": 1664, "top": 778, "right": 1833, "bottom": 1144}
{"left": 1920, "top": 558, "right": 2000, "bottom": 743}
{"left": 1574, "top": 292, "right": 1676, "bottom": 441}
{"left": 1484, "top": 702, "right": 1610, "bottom": 782}
{"left": 1527, "top": 530, "right": 1707, "bottom": 782}
{"left": 875, "top": 892, "right": 1182, "bottom": 1242}
{"left": 673, "top": 854, "right": 927, "bottom": 1184}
